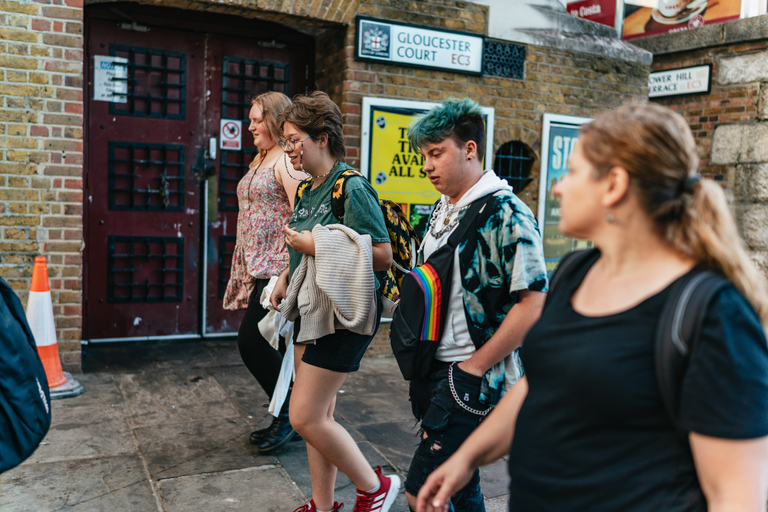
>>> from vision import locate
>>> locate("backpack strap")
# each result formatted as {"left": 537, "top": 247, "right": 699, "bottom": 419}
{"left": 654, "top": 269, "right": 728, "bottom": 436}
{"left": 295, "top": 178, "right": 312, "bottom": 201}
{"left": 544, "top": 249, "right": 600, "bottom": 308}
{"left": 330, "top": 169, "right": 364, "bottom": 221}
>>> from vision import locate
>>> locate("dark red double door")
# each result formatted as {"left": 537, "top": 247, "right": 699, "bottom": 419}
{"left": 84, "top": 6, "right": 313, "bottom": 341}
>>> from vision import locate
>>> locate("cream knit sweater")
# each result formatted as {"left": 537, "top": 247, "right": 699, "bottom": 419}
{"left": 279, "top": 223, "right": 377, "bottom": 343}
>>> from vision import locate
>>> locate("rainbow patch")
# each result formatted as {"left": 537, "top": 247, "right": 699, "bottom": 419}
{"left": 411, "top": 263, "right": 442, "bottom": 342}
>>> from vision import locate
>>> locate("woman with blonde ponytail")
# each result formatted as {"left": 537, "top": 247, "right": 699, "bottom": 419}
{"left": 416, "top": 103, "right": 768, "bottom": 512}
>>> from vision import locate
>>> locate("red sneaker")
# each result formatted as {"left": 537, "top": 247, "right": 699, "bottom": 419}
{"left": 352, "top": 466, "right": 401, "bottom": 512}
{"left": 293, "top": 499, "right": 344, "bottom": 512}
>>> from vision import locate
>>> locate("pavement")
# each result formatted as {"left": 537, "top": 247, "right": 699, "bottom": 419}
{"left": 0, "top": 338, "right": 511, "bottom": 512}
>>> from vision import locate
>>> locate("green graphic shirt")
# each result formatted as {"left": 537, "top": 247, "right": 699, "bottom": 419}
{"left": 287, "top": 162, "right": 389, "bottom": 284}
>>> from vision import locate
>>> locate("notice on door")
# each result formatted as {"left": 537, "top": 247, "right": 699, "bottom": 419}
{"left": 93, "top": 56, "right": 128, "bottom": 103}
{"left": 220, "top": 119, "right": 242, "bottom": 151}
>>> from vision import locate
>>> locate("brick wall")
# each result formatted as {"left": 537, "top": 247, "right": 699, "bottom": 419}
{"left": 650, "top": 41, "right": 768, "bottom": 182}
{"left": 0, "top": 0, "right": 84, "bottom": 368}
{"left": 343, "top": 0, "right": 649, "bottom": 353}
{"left": 0, "top": 0, "right": 651, "bottom": 365}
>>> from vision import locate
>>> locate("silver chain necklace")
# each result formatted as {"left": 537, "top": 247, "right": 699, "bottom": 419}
{"left": 427, "top": 198, "right": 470, "bottom": 239}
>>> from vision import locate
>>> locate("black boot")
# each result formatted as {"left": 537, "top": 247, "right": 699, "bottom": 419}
{"left": 248, "top": 423, "right": 272, "bottom": 445}
{"left": 257, "top": 393, "right": 296, "bottom": 453}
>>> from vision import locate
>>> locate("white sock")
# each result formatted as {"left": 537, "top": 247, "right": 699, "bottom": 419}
{"left": 365, "top": 480, "right": 381, "bottom": 494}
{"left": 316, "top": 508, "right": 332, "bottom": 512}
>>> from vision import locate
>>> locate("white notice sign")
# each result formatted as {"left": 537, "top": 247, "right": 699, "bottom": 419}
{"left": 220, "top": 119, "right": 242, "bottom": 151}
{"left": 648, "top": 64, "right": 711, "bottom": 98}
{"left": 356, "top": 16, "right": 484, "bottom": 75}
{"left": 93, "top": 56, "right": 128, "bottom": 103}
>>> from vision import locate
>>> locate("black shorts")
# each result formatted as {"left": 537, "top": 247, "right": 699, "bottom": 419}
{"left": 296, "top": 296, "right": 382, "bottom": 373}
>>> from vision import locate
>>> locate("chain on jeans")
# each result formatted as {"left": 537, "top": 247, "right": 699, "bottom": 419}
{"left": 448, "top": 363, "right": 491, "bottom": 416}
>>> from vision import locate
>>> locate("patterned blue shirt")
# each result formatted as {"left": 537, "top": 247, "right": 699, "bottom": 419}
{"left": 455, "top": 190, "right": 548, "bottom": 406}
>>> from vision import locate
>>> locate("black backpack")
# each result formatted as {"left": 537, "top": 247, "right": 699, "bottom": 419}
{"left": 389, "top": 194, "right": 494, "bottom": 381}
{"left": 0, "top": 276, "right": 52, "bottom": 473}
{"left": 547, "top": 249, "right": 728, "bottom": 434}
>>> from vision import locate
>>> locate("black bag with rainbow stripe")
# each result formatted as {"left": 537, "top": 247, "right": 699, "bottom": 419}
{"left": 389, "top": 194, "right": 494, "bottom": 381}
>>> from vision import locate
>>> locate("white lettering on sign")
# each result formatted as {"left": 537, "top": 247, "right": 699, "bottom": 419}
{"left": 580, "top": 4, "right": 602, "bottom": 16}
{"left": 93, "top": 56, "right": 128, "bottom": 103}
{"left": 648, "top": 65, "right": 710, "bottom": 98}
{"left": 551, "top": 136, "right": 578, "bottom": 170}
{"left": 356, "top": 17, "right": 483, "bottom": 75}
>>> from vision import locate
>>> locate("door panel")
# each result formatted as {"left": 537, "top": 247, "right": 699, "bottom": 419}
{"left": 86, "top": 20, "right": 206, "bottom": 340}
{"left": 85, "top": 5, "right": 314, "bottom": 341}
{"left": 203, "top": 34, "right": 313, "bottom": 334}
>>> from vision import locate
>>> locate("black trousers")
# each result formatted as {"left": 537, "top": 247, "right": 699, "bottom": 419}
{"left": 237, "top": 279, "right": 287, "bottom": 400}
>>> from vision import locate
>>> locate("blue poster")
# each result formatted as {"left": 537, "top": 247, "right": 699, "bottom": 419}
{"left": 540, "top": 121, "right": 592, "bottom": 275}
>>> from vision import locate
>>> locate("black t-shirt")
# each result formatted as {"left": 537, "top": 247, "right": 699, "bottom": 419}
{"left": 508, "top": 257, "right": 768, "bottom": 512}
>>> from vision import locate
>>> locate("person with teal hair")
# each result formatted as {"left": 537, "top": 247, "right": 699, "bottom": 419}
{"left": 403, "top": 98, "right": 547, "bottom": 512}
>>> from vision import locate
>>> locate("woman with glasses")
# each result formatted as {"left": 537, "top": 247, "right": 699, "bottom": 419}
{"left": 416, "top": 104, "right": 768, "bottom": 512}
{"left": 223, "top": 91, "right": 308, "bottom": 454}
{"left": 270, "top": 91, "right": 400, "bottom": 512}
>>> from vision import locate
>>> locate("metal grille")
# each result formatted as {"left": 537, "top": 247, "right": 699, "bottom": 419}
{"left": 219, "top": 149, "right": 258, "bottom": 212}
{"left": 108, "top": 142, "right": 185, "bottom": 211}
{"left": 222, "top": 56, "right": 290, "bottom": 121}
{"left": 482, "top": 41, "right": 525, "bottom": 80}
{"left": 218, "top": 235, "right": 237, "bottom": 299}
{"left": 109, "top": 44, "right": 186, "bottom": 119}
{"left": 494, "top": 141, "right": 535, "bottom": 192}
{"left": 107, "top": 236, "right": 184, "bottom": 303}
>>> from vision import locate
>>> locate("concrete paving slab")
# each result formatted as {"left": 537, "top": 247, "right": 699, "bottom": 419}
{"left": 115, "top": 369, "right": 240, "bottom": 428}
{"left": 479, "top": 460, "right": 512, "bottom": 499}
{"left": 50, "top": 373, "right": 124, "bottom": 408}
{"left": 82, "top": 340, "right": 221, "bottom": 373}
{"left": 134, "top": 416, "right": 277, "bottom": 480}
{"left": 157, "top": 465, "right": 305, "bottom": 512}
{"left": 205, "top": 365, "right": 273, "bottom": 424}
{"left": 0, "top": 455, "right": 158, "bottom": 512}
{"left": 278, "top": 440, "right": 409, "bottom": 512}
{"left": 26, "top": 403, "right": 136, "bottom": 464}
{"left": 357, "top": 420, "right": 419, "bottom": 472}
{"left": 334, "top": 392, "right": 414, "bottom": 427}
{"left": 201, "top": 338, "right": 246, "bottom": 367}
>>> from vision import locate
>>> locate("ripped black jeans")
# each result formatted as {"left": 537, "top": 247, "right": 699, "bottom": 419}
{"left": 405, "top": 360, "right": 488, "bottom": 512}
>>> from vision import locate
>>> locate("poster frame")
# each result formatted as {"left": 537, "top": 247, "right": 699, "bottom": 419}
{"left": 360, "top": 97, "right": 495, "bottom": 180}
{"left": 537, "top": 113, "right": 593, "bottom": 273}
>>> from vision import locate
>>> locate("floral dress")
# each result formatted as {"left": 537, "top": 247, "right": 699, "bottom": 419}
{"left": 222, "top": 164, "right": 293, "bottom": 310}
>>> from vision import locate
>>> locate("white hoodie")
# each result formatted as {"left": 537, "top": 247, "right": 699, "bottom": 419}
{"left": 421, "top": 170, "right": 513, "bottom": 361}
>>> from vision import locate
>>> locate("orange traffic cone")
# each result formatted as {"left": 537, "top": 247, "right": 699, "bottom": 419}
{"left": 26, "top": 256, "right": 83, "bottom": 399}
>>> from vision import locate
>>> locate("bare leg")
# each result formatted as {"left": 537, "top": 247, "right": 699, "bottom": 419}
{"left": 290, "top": 347, "right": 379, "bottom": 510}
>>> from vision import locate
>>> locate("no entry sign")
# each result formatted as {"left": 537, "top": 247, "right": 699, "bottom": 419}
{"left": 220, "top": 119, "right": 242, "bottom": 151}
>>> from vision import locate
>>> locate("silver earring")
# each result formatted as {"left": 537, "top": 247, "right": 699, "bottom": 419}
{"left": 300, "top": 150, "right": 304, "bottom": 173}
{"left": 606, "top": 213, "right": 614, "bottom": 223}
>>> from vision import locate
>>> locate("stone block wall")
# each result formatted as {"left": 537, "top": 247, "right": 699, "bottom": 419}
{"left": 0, "top": 0, "right": 84, "bottom": 368}
{"left": 650, "top": 41, "right": 768, "bottom": 181}
{"left": 636, "top": 17, "right": 768, "bottom": 270}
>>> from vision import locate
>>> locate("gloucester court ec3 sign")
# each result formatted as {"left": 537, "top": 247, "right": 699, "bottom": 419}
{"left": 355, "top": 16, "right": 484, "bottom": 75}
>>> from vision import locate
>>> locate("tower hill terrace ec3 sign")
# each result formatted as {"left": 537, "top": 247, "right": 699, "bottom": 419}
{"left": 355, "top": 16, "right": 484, "bottom": 75}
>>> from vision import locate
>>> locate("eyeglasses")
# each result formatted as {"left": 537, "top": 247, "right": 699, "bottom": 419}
{"left": 278, "top": 135, "right": 312, "bottom": 152}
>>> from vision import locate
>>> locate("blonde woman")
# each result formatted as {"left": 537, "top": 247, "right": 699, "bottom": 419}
{"left": 417, "top": 104, "right": 768, "bottom": 512}
{"left": 223, "top": 91, "right": 307, "bottom": 453}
